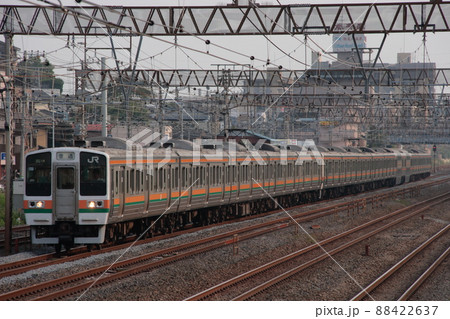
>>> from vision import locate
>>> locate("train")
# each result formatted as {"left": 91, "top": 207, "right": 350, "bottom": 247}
{"left": 23, "top": 137, "right": 432, "bottom": 251}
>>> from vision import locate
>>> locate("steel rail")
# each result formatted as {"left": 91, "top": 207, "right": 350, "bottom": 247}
{"left": 351, "top": 224, "right": 450, "bottom": 300}
{"left": 398, "top": 246, "right": 450, "bottom": 301}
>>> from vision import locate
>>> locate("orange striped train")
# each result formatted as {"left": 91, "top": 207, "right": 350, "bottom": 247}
{"left": 24, "top": 139, "right": 431, "bottom": 251}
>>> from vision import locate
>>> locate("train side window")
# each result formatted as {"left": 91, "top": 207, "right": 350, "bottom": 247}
{"left": 314, "top": 162, "right": 319, "bottom": 177}
{"left": 136, "top": 170, "right": 140, "bottom": 193}
{"left": 156, "top": 168, "right": 161, "bottom": 190}
{"left": 163, "top": 168, "right": 167, "bottom": 190}
{"left": 215, "top": 166, "right": 218, "bottom": 185}
{"left": 200, "top": 167, "right": 204, "bottom": 186}
{"left": 134, "top": 170, "right": 137, "bottom": 193}
{"left": 165, "top": 168, "right": 169, "bottom": 189}
{"left": 306, "top": 162, "right": 311, "bottom": 178}
{"left": 226, "top": 166, "right": 229, "bottom": 184}
{"left": 150, "top": 170, "right": 153, "bottom": 191}
{"left": 292, "top": 163, "right": 296, "bottom": 178}
{"left": 119, "top": 168, "right": 124, "bottom": 194}
{"left": 230, "top": 166, "right": 234, "bottom": 183}
{"left": 159, "top": 168, "right": 162, "bottom": 190}
{"left": 175, "top": 167, "right": 179, "bottom": 189}
{"left": 197, "top": 166, "right": 200, "bottom": 184}
{"left": 131, "top": 169, "right": 136, "bottom": 194}
{"left": 151, "top": 168, "right": 155, "bottom": 191}
{"left": 115, "top": 171, "right": 119, "bottom": 195}
{"left": 297, "top": 163, "right": 301, "bottom": 179}
{"left": 209, "top": 166, "right": 213, "bottom": 185}
{"left": 134, "top": 170, "right": 138, "bottom": 193}
{"left": 216, "top": 166, "right": 220, "bottom": 185}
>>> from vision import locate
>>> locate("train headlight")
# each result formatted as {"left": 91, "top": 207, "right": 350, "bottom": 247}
{"left": 88, "top": 201, "right": 103, "bottom": 208}
{"left": 36, "top": 201, "right": 44, "bottom": 208}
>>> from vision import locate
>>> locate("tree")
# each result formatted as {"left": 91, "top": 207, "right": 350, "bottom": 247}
{"left": 16, "top": 56, "right": 64, "bottom": 93}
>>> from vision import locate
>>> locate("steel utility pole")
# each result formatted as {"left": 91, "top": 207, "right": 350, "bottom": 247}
{"left": 101, "top": 57, "right": 108, "bottom": 137}
{"left": 4, "top": 33, "right": 13, "bottom": 255}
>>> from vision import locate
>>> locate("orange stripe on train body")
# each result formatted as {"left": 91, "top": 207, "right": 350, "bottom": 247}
{"left": 192, "top": 189, "right": 206, "bottom": 195}
{"left": 149, "top": 193, "right": 168, "bottom": 200}
{"left": 110, "top": 159, "right": 176, "bottom": 165}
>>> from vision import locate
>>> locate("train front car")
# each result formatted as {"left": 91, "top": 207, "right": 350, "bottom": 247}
{"left": 24, "top": 148, "right": 110, "bottom": 251}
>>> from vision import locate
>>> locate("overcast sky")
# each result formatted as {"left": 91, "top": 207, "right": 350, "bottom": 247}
{"left": 4, "top": 0, "right": 449, "bottom": 94}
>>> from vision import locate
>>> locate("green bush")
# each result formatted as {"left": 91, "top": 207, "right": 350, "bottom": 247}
{"left": 0, "top": 193, "right": 25, "bottom": 227}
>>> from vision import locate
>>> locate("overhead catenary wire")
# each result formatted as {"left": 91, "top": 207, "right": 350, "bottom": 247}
{"left": 7, "top": 0, "right": 446, "bottom": 139}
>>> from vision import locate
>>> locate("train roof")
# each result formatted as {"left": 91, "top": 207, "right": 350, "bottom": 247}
{"left": 26, "top": 136, "right": 430, "bottom": 161}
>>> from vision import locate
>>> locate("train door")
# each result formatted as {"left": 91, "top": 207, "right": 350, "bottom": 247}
{"left": 206, "top": 164, "right": 210, "bottom": 202}
{"left": 111, "top": 167, "right": 116, "bottom": 215}
{"left": 234, "top": 162, "right": 242, "bottom": 199}
{"left": 54, "top": 166, "right": 77, "bottom": 220}
{"left": 301, "top": 161, "right": 305, "bottom": 188}
{"left": 273, "top": 162, "right": 277, "bottom": 193}
{"left": 144, "top": 167, "right": 150, "bottom": 211}
{"left": 221, "top": 164, "right": 226, "bottom": 200}
{"left": 119, "top": 166, "right": 125, "bottom": 216}
{"left": 165, "top": 167, "right": 171, "bottom": 209}
{"left": 405, "top": 155, "right": 411, "bottom": 182}
{"left": 166, "top": 165, "right": 172, "bottom": 208}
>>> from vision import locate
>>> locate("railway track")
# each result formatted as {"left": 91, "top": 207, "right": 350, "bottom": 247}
{"left": 351, "top": 224, "right": 450, "bottom": 301}
{"left": 0, "top": 176, "right": 446, "bottom": 281}
{"left": 184, "top": 192, "right": 450, "bottom": 301}
{"left": 399, "top": 246, "right": 450, "bottom": 301}
{"left": 1, "top": 185, "right": 447, "bottom": 300}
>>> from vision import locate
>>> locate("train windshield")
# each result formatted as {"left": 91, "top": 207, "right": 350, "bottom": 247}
{"left": 26, "top": 152, "right": 52, "bottom": 196}
{"left": 80, "top": 152, "right": 107, "bottom": 196}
